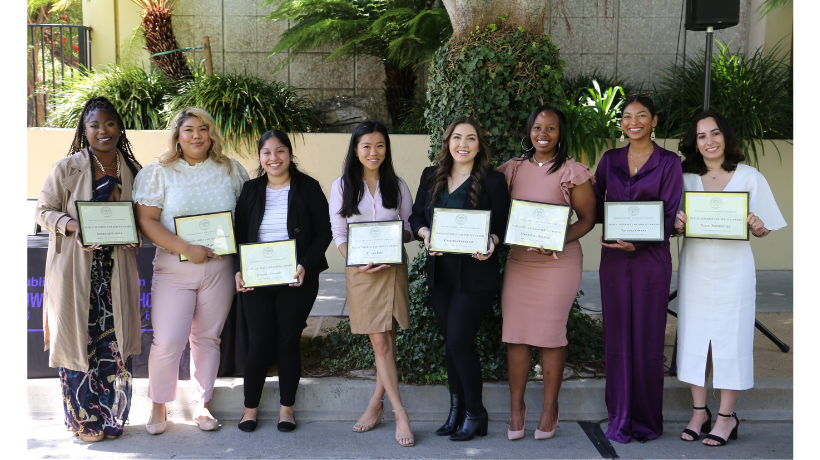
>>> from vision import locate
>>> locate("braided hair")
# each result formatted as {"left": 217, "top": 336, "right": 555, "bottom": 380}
{"left": 67, "top": 96, "right": 141, "bottom": 178}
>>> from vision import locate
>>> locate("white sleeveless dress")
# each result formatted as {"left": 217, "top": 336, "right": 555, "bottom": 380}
{"left": 676, "top": 164, "right": 787, "bottom": 390}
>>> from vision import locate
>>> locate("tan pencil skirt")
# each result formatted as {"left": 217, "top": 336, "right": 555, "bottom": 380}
{"left": 345, "top": 256, "right": 410, "bottom": 335}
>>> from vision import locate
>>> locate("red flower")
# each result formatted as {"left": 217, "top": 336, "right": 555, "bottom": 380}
{"left": 61, "top": 14, "right": 67, "bottom": 21}
{"left": 62, "top": 36, "right": 66, "bottom": 42}
{"left": 73, "top": 45, "right": 79, "bottom": 52}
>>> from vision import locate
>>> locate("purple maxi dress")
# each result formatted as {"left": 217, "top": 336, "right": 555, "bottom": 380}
{"left": 592, "top": 144, "right": 683, "bottom": 443}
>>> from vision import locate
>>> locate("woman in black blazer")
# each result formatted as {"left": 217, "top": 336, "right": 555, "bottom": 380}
{"left": 409, "top": 116, "right": 510, "bottom": 441}
{"left": 233, "top": 130, "right": 332, "bottom": 432}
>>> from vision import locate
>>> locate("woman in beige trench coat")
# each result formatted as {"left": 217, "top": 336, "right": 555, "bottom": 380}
{"left": 35, "top": 97, "right": 143, "bottom": 442}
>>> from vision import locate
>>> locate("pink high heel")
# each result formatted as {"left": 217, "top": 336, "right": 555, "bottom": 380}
{"left": 534, "top": 410, "right": 559, "bottom": 440}
{"left": 507, "top": 405, "right": 528, "bottom": 440}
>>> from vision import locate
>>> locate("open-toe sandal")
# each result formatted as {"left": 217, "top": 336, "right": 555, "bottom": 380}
{"left": 703, "top": 412, "right": 739, "bottom": 447}
{"left": 681, "top": 405, "right": 711, "bottom": 442}
{"left": 352, "top": 398, "right": 384, "bottom": 433}
{"left": 393, "top": 407, "right": 415, "bottom": 447}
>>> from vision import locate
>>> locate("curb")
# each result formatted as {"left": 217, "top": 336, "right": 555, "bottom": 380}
{"left": 28, "top": 376, "right": 792, "bottom": 423}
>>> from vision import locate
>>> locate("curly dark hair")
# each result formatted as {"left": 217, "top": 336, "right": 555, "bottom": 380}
{"left": 67, "top": 96, "right": 141, "bottom": 179}
{"left": 429, "top": 116, "right": 491, "bottom": 209}
{"left": 679, "top": 110, "right": 744, "bottom": 175}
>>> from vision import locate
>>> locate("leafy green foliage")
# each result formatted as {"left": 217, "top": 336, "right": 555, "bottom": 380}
{"left": 305, "top": 244, "right": 604, "bottom": 384}
{"left": 164, "top": 70, "right": 321, "bottom": 155}
{"left": 261, "top": 0, "right": 451, "bottom": 73}
{"left": 562, "top": 69, "right": 640, "bottom": 111}
{"left": 654, "top": 41, "right": 792, "bottom": 166}
{"left": 48, "top": 65, "right": 173, "bottom": 130}
{"left": 755, "top": 0, "right": 791, "bottom": 20}
{"left": 424, "top": 24, "right": 564, "bottom": 165}
{"left": 561, "top": 81, "right": 625, "bottom": 166}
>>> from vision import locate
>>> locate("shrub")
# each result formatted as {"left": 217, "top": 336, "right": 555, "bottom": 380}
{"left": 424, "top": 22, "right": 564, "bottom": 165}
{"left": 561, "top": 81, "right": 625, "bottom": 166}
{"left": 654, "top": 41, "right": 792, "bottom": 166}
{"left": 305, "top": 244, "right": 605, "bottom": 384}
{"left": 562, "top": 68, "right": 641, "bottom": 109}
{"left": 48, "top": 65, "right": 173, "bottom": 130}
{"left": 163, "top": 71, "right": 322, "bottom": 155}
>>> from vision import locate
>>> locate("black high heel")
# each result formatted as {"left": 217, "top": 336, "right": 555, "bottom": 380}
{"left": 680, "top": 406, "right": 711, "bottom": 441}
{"left": 703, "top": 412, "right": 739, "bottom": 447}
{"left": 449, "top": 406, "right": 488, "bottom": 441}
{"left": 435, "top": 394, "right": 465, "bottom": 436}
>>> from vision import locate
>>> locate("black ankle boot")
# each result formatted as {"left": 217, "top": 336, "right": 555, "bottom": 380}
{"left": 449, "top": 406, "right": 488, "bottom": 441}
{"left": 435, "top": 394, "right": 465, "bottom": 436}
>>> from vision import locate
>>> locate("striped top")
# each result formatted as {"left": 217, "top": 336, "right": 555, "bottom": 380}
{"left": 258, "top": 185, "right": 290, "bottom": 242}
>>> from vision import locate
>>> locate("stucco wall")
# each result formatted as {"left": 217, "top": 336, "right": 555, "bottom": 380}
{"left": 27, "top": 129, "right": 793, "bottom": 272}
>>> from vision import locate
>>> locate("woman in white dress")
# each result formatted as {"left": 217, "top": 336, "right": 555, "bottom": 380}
{"left": 673, "top": 111, "right": 786, "bottom": 447}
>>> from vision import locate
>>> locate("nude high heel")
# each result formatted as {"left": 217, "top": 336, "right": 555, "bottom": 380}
{"left": 146, "top": 405, "right": 167, "bottom": 435}
{"left": 534, "top": 410, "right": 559, "bottom": 440}
{"left": 507, "top": 405, "right": 528, "bottom": 440}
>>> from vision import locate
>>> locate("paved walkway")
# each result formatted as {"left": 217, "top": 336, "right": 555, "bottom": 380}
{"left": 27, "top": 418, "right": 793, "bottom": 459}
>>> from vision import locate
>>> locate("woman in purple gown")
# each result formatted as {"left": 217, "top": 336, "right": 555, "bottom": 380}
{"left": 592, "top": 96, "right": 683, "bottom": 443}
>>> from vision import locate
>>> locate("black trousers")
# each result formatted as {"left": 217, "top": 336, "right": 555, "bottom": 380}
{"left": 429, "top": 255, "right": 495, "bottom": 414}
{"left": 241, "top": 276, "right": 319, "bottom": 408}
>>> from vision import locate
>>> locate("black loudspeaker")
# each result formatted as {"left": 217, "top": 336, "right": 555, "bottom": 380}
{"left": 684, "top": 0, "right": 740, "bottom": 31}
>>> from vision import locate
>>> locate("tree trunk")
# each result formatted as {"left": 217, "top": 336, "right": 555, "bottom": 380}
{"left": 384, "top": 61, "right": 418, "bottom": 128}
{"left": 142, "top": 6, "right": 192, "bottom": 82}
{"left": 441, "top": 0, "right": 547, "bottom": 37}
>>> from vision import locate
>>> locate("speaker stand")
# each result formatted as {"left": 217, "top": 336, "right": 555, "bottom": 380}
{"left": 703, "top": 26, "right": 714, "bottom": 111}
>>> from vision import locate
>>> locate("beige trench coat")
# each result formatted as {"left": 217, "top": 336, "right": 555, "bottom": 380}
{"left": 34, "top": 150, "right": 142, "bottom": 372}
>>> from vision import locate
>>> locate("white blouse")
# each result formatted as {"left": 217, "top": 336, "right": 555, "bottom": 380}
{"left": 259, "top": 185, "right": 290, "bottom": 242}
{"left": 133, "top": 157, "right": 250, "bottom": 234}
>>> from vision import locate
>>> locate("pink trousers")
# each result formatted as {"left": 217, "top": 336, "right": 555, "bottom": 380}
{"left": 147, "top": 249, "right": 235, "bottom": 403}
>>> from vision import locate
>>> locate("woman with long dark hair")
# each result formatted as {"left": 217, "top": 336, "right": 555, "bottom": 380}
{"left": 593, "top": 96, "right": 683, "bottom": 443}
{"left": 497, "top": 105, "right": 597, "bottom": 440}
{"left": 34, "top": 96, "right": 143, "bottom": 442}
{"left": 673, "top": 111, "right": 785, "bottom": 447}
{"left": 234, "top": 130, "right": 332, "bottom": 433}
{"left": 409, "top": 116, "right": 510, "bottom": 441}
{"left": 329, "top": 121, "right": 415, "bottom": 446}
{"left": 134, "top": 108, "right": 249, "bottom": 434}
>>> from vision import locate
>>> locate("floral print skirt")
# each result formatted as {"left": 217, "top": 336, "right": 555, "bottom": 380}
{"left": 58, "top": 247, "right": 133, "bottom": 436}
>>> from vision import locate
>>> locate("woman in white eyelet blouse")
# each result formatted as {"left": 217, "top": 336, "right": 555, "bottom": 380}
{"left": 132, "top": 108, "right": 249, "bottom": 435}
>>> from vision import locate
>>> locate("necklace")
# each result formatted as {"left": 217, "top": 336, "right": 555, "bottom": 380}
{"left": 629, "top": 152, "right": 650, "bottom": 174}
{"left": 531, "top": 155, "right": 556, "bottom": 167}
{"left": 92, "top": 151, "right": 120, "bottom": 178}
{"left": 707, "top": 168, "right": 724, "bottom": 180}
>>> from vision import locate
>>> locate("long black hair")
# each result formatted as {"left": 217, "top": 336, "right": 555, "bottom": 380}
{"left": 622, "top": 95, "right": 658, "bottom": 118}
{"left": 518, "top": 104, "right": 569, "bottom": 174}
{"left": 67, "top": 96, "right": 141, "bottom": 178}
{"left": 255, "top": 129, "right": 300, "bottom": 178}
{"left": 679, "top": 110, "right": 744, "bottom": 175}
{"left": 338, "top": 121, "right": 401, "bottom": 218}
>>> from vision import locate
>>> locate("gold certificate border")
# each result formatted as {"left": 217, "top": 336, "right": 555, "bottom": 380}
{"left": 345, "top": 220, "right": 405, "bottom": 267}
{"left": 74, "top": 200, "right": 139, "bottom": 246}
{"left": 602, "top": 201, "right": 665, "bottom": 243}
{"left": 429, "top": 208, "right": 492, "bottom": 254}
{"left": 174, "top": 210, "right": 237, "bottom": 261}
{"left": 239, "top": 240, "right": 298, "bottom": 288}
{"left": 684, "top": 191, "right": 749, "bottom": 240}
{"left": 503, "top": 199, "right": 571, "bottom": 252}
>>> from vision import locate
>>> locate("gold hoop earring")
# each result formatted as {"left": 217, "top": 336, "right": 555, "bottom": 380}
{"left": 175, "top": 142, "right": 182, "bottom": 155}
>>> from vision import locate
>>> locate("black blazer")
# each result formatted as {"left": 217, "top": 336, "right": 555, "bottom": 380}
{"left": 409, "top": 166, "right": 510, "bottom": 292}
{"left": 234, "top": 169, "right": 332, "bottom": 277}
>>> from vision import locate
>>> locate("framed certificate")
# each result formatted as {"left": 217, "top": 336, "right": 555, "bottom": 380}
{"left": 27, "top": 198, "right": 40, "bottom": 236}
{"left": 429, "top": 208, "right": 492, "bottom": 254}
{"left": 603, "top": 201, "right": 665, "bottom": 243}
{"left": 74, "top": 201, "right": 139, "bottom": 246}
{"left": 504, "top": 199, "right": 571, "bottom": 252}
{"left": 239, "top": 240, "right": 298, "bottom": 287}
{"left": 346, "top": 220, "right": 405, "bottom": 267}
{"left": 684, "top": 191, "right": 749, "bottom": 240}
{"left": 174, "top": 211, "right": 237, "bottom": 261}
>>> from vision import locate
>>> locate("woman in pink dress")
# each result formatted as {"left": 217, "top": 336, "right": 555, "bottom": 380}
{"left": 497, "top": 105, "right": 597, "bottom": 440}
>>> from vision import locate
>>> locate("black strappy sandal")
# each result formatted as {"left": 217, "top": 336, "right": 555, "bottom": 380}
{"left": 703, "top": 412, "right": 739, "bottom": 447}
{"left": 681, "top": 406, "right": 712, "bottom": 441}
